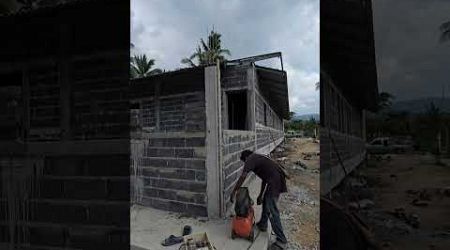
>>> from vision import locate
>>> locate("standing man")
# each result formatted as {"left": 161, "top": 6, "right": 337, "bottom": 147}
{"left": 230, "top": 150, "right": 289, "bottom": 249}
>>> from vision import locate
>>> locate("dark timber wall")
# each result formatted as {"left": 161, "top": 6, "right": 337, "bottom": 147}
{"left": 0, "top": 0, "right": 130, "bottom": 249}
{"left": 131, "top": 68, "right": 208, "bottom": 217}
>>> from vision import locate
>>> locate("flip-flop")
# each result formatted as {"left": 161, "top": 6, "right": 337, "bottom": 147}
{"left": 182, "top": 225, "right": 192, "bottom": 236}
{"left": 161, "top": 235, "right": 183, "bottom": 246}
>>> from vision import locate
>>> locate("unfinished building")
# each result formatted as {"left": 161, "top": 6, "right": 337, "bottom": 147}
{"left": 130, "top": 53, "right": 289, "bottom": 218}
{"left": 0, "top": 0, "right": 129, "bottom": 249}
{"left": 320, "top": 0, "right": 379, "bottom": 194}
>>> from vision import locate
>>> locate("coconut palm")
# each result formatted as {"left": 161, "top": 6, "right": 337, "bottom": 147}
{"left": 439, "top": 21, "right": 450, "bottom": 43}
{"left": 181, "top": 30, "right": 231, "bottom": 67}
{"left": 130, "top": 54, "right": 162, "bottom": 79}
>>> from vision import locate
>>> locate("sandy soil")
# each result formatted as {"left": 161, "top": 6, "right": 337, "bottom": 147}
{"left": 272, "top": 138, "right": 320, "bottom": 250}
{"left": 355, "top": 153, "right": 450, "bottom": 250}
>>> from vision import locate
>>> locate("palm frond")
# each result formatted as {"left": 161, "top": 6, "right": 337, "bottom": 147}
{"left": 219, "top": 49, "right": 231, "bottom": 56}
{"left": 181, "top": 58, "right": 197, "bottom": 67}
{"left": 130, "top": 54, "right": 161, "bottom": 78}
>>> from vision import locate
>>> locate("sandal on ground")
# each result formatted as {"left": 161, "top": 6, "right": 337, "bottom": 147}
{"left": 161, "top": 235, "right": 183, "bottom": 246}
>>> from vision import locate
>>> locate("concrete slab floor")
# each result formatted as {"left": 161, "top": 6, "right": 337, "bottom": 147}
{"left": 131, "top": 177, "right": 271, "bottom": 250}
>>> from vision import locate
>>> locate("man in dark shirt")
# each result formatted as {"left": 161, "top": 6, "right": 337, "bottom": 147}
{"left": 230, "top": 150, "right": 288, "bottom": 249}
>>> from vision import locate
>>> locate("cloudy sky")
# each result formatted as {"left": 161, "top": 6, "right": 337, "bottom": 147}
{"left": 373, "top": 0, "right": 450, "bottom": 101}
{"left": 131, "top": 0, "right": 319, "bottom": 115}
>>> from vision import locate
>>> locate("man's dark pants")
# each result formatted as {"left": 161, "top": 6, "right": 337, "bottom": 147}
{"left": 258, "top": 191, "right": 288, "bottom": 244}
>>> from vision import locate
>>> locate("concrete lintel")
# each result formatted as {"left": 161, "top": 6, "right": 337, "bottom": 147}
{"left": 205, "top": 65, "right": 222, "bottom": 218}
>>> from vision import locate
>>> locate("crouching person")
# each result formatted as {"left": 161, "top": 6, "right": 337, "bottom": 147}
{"left": 230, "top": 150, "right": 289, "bottom": 249}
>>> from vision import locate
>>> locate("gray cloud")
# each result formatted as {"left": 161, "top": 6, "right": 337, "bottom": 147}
{"left": 373, "top": 0, "right": 450, "bottom": 101}
{"left": 131, "top": 0, "right": 319, "bottom": 115}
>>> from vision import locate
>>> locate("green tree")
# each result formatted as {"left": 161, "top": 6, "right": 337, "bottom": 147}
{"left": 130, "top": 54, "right": 162, "bottom": 79}
{"left": 181, "top": 30, "right": 231, "bottom": 67}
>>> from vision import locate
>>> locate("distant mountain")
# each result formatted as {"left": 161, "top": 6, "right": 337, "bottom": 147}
{"left": 293, "top": 113, "right": 319, "bottom": 121}
{"left": 391, "top": 98, "right": 450, "bottom": 114}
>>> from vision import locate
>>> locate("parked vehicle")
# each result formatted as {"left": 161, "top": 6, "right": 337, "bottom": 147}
{"left": 366, "top": 137, "right": 414, "bottom": 154}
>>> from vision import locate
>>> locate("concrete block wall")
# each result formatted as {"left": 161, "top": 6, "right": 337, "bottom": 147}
{"left": 320, "top": 73, "right": 366, "bottom": 194}
{"left": 0, "top": 153, "right": 130, "bottom": 250}
{"left": 0, "top": 53, "right": 130, "bottom": 250}
{"left": 0, "top": 1, "right": 130, "bottom": 248}
{"left": 221, "top": 130, "right": 256, "bottom": 212}
{"left": 255, "top": 93, "right": 283, "bottom": 131}
{"left": 28, "top": 63, "right": 61, "bottom": 141}
{"left": 159, "top": 93, "right": 206, "bottom": 132}
{"left": 219, "top": 63, "right": 285, "bottom": 215}
{"left": 70, "top": 54, "right": 129, "bottom": 140}
{"left": 255, "top": 90, "right": 284, "bottom": 149}
{"left": 256, "top": 124, "right": 284, "bottom": 150}
{"left": 132, "top": 91, "right": 208, "bottom": 217}
{"left": 320, "top": 128, "right": 366, "bottom": 194}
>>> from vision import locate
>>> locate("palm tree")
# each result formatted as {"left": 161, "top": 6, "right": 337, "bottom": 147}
{"left": 181, "top": 30, "right": 231, "bottom": 67}
{"left": 130, "top": 54, "right": 162, "bottom": 79}
{"left": 440, "top": 21, "right": 450, "bottom": 43}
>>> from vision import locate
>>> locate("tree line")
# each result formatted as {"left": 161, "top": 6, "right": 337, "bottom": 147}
{"left": 130, "top": 30, "right": 230, "bottom": 79}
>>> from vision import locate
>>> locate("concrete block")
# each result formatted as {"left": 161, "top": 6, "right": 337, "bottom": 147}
{"left": 39, "top": 179, "right": 65, "bottom": 198}
{"left": 87, "top": 155, "right": 129, "bottom": 176}
{"left": 185, "top": 137, "right": 205, "bottom": 147}
{"left": 108, "top": 229, "right": 130, "bottom": 245}
{"left": 33, "top": 202, "right": 87, "bottom": 224}
{"left": 88, "top": 204, "right": 128, "bottom": 226}
{"left": 174, "top": 148, "right": 194, "bottom": 158}
{"left": 0, "top": 225, "right": 9, "bottom": 242}
{"left": 29, "top": 225, "right": 66, "bottom": 246}
{"left": 68, "top": 227, "right": 108, "bottom": 249}
{"left": 184, "top": 159, "right": 206, "bottom": 170}
{"left": 107, "top": 179, "right": 129, "bottom": 200}
{"left": 195, "top": 171, "right": 206, "bottom": 181}
{"left": 185, "top": 204, "right": 207, "bottom": 217}
{"left": 64, "top": 179, "right": 107, "bottom": 200}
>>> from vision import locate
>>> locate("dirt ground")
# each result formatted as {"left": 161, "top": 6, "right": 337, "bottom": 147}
{"left": 272, "top": 138, "right": 320, "bottom": 250}
{"left": 337, "top": 153, "right": 450, "bottom": 250}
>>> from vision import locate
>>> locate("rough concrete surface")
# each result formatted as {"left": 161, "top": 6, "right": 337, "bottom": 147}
{"left": 131, "top": 138, "right": 319, "bottom": 250}
{"left": 131, "top": 176, "right": 270, "bottom": 250}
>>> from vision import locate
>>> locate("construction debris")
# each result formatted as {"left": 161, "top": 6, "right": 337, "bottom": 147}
{"left": 276, "top": 138, "right": 319, "bottom": 249}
